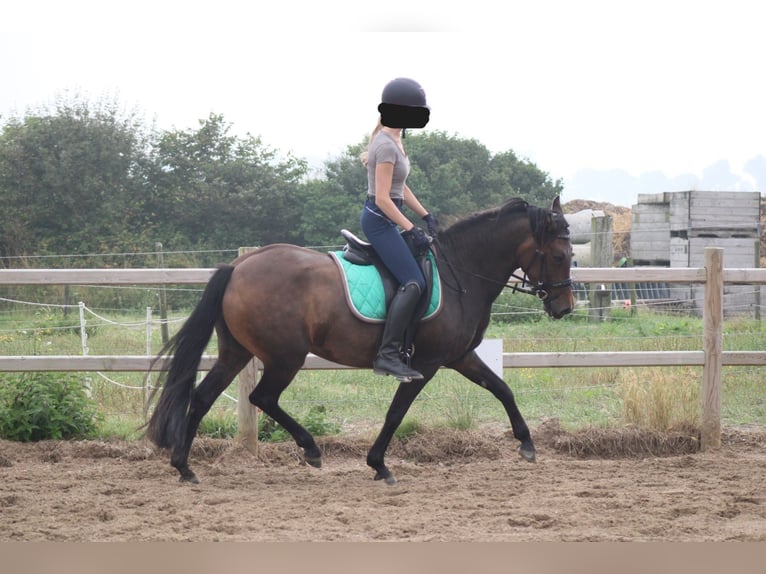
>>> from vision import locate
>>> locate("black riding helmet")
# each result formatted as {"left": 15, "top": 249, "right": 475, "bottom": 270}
{"left": 378, "top": 77, "right": 430, "bottom": 129}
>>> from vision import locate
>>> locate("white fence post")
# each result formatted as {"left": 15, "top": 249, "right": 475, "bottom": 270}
{"left": 145, "top": 306, "right": 153, "bottom": 411}
{"left": 78, "top": 301, "right": 91, "bottom": 397}
{"left": 145, "top": 307, "right": 153, "bottom": 355}
{"left": 78, "top": 301, "right": 89, "bottom": 356}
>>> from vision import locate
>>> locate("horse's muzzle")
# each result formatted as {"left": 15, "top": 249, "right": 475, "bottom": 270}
{"left": 544, "top": 290, "right": 574, "bottom": 319}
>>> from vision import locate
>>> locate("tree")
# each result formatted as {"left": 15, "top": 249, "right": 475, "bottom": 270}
{"left": 0, "top": 95, "right": 154, "bottom": 264}
{"left": 146, "top": 114, "right": 308, "bottom": 252}
{"left": 404, "top": 131, "right": 563, "bottom": 217}
{"left": 297, "top": 143, "right": 368, "bottom": 247}
{"left": 0, "top": 101, "right": 562, "bottom": 270}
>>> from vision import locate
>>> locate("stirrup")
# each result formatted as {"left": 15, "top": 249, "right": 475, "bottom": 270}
{"left": 372, "top": 355, "right": 424, "bottom": 382}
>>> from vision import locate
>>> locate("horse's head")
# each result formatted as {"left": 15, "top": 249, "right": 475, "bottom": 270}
{"left": 517, "top": 196, "right": 574, "bottom": 319}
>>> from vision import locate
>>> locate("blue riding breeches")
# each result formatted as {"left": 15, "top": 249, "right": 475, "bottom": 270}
{"left": 360, "top": 198, "right": 426, "bottom": 292}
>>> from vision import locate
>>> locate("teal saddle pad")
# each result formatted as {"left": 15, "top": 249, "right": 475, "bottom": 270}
{"left": 329, "top": 251, "right": 442, "bottom": 323}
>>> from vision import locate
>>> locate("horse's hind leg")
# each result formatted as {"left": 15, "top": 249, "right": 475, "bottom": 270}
{"left": 449, "top": 351, "right": 536, "bottom": 462}
{"left": 171, "top": 357, "right": 250, "bottom": 483}
{"left": 249, "top": 361, "right": 322, "bottom": 467}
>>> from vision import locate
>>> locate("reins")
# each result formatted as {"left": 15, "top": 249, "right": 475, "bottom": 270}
{"left": 432, "top": 204, "right": 572, "bottom": 302}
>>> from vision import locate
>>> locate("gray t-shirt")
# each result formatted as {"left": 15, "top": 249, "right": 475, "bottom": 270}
{"left": 366, "top": 130, "right": 410, "bottom": 200}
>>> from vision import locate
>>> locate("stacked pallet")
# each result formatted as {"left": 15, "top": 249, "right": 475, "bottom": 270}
{"left": 631, "top": 191, "right": 762, "bottom": 315}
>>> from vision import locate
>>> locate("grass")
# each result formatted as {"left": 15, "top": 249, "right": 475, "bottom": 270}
{"left": 0, "top": 303, "right": 765, "bottom": 440}
{"left": 621, "top": 367, "right": 701, "bottom": 430}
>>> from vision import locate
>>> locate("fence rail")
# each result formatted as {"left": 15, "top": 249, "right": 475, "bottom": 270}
{"left": 2, "top": 266, "right": 764, "bottom": 285}
{"left": 2, "top": 350, "right": 766, "bottom": 372}
{"left": 2, "top": 248, "right": 766, "bottom": 452}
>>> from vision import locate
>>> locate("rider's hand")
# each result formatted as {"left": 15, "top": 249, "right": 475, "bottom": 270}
{"left": 403, "top": 226, "right": 432, "bottom": 253}
{"left": 422, "top": 213, "right": 439, "bottom": 237}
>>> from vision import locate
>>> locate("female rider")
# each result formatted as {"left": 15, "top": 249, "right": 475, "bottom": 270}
{"left": 360, "top": 77, "right": 439, "bottom": 382}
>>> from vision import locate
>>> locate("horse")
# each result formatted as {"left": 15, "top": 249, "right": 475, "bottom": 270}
{"left": 146, "top": 196, "right": 574, "bottom": 484}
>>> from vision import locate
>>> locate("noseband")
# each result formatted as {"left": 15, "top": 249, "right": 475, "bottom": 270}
{"left": 509, "top": 207, "right": 572, "bottom": 303}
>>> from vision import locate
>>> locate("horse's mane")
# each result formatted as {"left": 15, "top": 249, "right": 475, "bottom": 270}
{"left": 441, "top": 197, "right": 530, "bottom": 238}
{"left": 437, "top": 197, "right": 569, "bottom": 265}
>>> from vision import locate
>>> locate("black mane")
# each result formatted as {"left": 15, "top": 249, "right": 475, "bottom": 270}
{"left": 442, "top": 197, "right": 530, "bottom": 237}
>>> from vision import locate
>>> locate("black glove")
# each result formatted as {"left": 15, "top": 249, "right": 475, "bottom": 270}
{"left": 422, "top": 213, "right": 439, "bottom": 237}
{"left": 402, "top": 226, "right": 432, "bottom": 255}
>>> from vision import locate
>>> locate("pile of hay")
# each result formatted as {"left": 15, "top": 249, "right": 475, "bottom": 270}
{"left": 535, "top": 418, "right": 701, "bottom": 458}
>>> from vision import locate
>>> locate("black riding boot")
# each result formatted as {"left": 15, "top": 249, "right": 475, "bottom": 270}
{"left": 373, "top": 281, "right": 424, "bottom": 382}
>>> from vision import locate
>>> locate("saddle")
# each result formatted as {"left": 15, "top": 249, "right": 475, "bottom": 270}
{"left": 331, "top": 229, "right": 441, "bottom": 359}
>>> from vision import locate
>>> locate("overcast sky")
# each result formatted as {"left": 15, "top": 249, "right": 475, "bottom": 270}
{"left": 3, "top": 0, "right": 764, "bottom": 206}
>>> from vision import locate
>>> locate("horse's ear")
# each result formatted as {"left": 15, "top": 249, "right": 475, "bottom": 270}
{"left": 551, "top": 196, "right": 563, "bottom": 214}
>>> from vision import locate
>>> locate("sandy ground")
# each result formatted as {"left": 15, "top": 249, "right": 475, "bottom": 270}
{"left": 2, "top": 423, "right": 766, "bottom": 542}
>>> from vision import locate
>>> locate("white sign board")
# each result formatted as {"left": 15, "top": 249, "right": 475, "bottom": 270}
{"left": 475, "top": 338, "right": 503, "bottom": 379}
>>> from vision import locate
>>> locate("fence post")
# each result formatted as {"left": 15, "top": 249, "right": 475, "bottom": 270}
{"left": 78, "top": 301, "right": 92, "bottom": 397}
{"left": 155, "top": 242, "right": 169, "bottom": 345}
{"left": 701, "top": 247, "right": 723, "bottom": 450}
{"left": 754, "top": 240, "right": 761, "bottom": 322}
{"left": 236, "top": 247, "right": 261, "bottom": 455}
{"left": 145, "top": 306, "right": 153, "bottom": 414}
{"left": 588, "top": 215, "right": 613, "bottom": 321}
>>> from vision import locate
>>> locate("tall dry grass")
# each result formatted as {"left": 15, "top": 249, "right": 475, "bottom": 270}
{"left": 620, "top": 367, "right": 700, "bottom": 430}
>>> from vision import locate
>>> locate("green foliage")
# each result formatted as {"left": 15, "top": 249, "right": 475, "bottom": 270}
{"left": 258, "top": 404, "right": 340, "bottom": 442}
{"left": 0, "top": 372, "right": 101, "bottom": 441}
{"left": 147, "top": 113, "right": 308, "bottom": 249}
{"left": 403, "top": 131, "right": 563, "bottom": 218}
{"left": 297, "top": 177, "right": 360, "bottom": 248}
{"left": 444, "top": 386, "right": 480, "bottom": 431}
{"left": 197, "top": 411, "right": 238, "bottom": 439}
{"left": 491, "top": 289, "right": 546, "bottom": 323}
{"left": 0, "top": 95, "right": 562, "bottom": 266}
{"left": 0, "top": 95, "right": 155, "bottom": 263}
{"left": 394, "top": 417, "right": 423, "bottom": 439}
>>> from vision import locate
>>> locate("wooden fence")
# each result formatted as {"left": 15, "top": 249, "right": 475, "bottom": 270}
{"left": 2, "top": 247, "right": 766, "bottom": 452}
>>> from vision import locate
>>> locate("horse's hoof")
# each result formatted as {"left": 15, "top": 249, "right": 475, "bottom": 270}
{"left": 374, "top": 471, "right": 398, "bottom": 485}
{"left": 518, "top": 446, "right": 537, "bottom": 463}
{"left": 179, "top": 472, "right": 200, "bottom": 484}
{"left": 304, "top": 455, "right": 322, "bottom": 469}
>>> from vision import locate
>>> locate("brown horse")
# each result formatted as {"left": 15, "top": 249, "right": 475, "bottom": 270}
{"left": 147, "top": 196, "right": 574, "bottom": 484}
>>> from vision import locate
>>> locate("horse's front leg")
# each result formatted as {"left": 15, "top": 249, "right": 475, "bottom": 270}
{"left": 448, "top": 350, "right": 536, "bottom": 462}
{"left": 367, "top": 377, "right": 430, "bottom": 485}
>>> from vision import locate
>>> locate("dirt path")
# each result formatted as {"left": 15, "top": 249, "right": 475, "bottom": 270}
{"left": 2, "top": 425, "right": 766, "bottom": 542}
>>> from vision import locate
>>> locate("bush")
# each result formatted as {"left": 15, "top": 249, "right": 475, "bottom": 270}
{"left": 0, "top": 372, "right": 101, "bottom": 441}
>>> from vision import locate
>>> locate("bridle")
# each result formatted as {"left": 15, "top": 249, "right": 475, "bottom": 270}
{"left": 432, "top": 203, "right": 573, "bottom": 303}
{"left": 508, "top": 207, "right": 572, "bottom": 303}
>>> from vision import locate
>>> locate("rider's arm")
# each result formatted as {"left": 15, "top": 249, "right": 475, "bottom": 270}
{"left": 402, "top": 184, "right": 428, "bottom": 219}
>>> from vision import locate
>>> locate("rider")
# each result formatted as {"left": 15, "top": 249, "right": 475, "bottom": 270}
{"left": 360, "top": 77, "right": 439, "bottom": 382}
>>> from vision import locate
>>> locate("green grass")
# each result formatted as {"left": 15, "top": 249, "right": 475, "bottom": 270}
{"left": 1, "top": 304, "right": 764, "bottom": 440}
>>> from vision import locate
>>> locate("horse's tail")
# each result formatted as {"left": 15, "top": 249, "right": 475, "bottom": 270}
{"left": 146, "top": 264, "right": 236, "bottom": 450}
